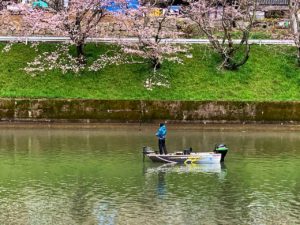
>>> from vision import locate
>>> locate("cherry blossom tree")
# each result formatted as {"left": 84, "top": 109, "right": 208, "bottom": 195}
{"left": 0, "top": 0, "right": 5, "bottom": 11}
{"left": 0, "top": 1, "right": 27, "bottom": 53}
{"left": 0, "top": 6, "right": 11, "bottom": 34}
{"left": 289, "top": 0, "right": 300, "bottom": 66}
{"left": 119, "top": 2, "right": 188, "bottom": 89}
{"left": 24, "top": 43, "right": 130, "bottom": 75}
{"left": 23, "top": 0, "right": 125, "bottom": 61}
{"left": 19, "top": 0, "right": 133, "bottom": 75}
{"left": 185, "top": 0, "right": 257, "bottom": 70}
{"left": 0, "top": 0, "right": 12, "bottom": 11}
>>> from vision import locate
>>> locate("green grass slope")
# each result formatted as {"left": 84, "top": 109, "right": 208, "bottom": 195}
{"left": 0, "top": 43, "right": 299, "bottom": 101}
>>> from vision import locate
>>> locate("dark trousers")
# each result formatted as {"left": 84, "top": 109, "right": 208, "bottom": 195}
{"left": 215, "top": 150, "right": 228, "bottom": 162}
{"left": 158, "top": 139, "right": 167, "bottom": 155}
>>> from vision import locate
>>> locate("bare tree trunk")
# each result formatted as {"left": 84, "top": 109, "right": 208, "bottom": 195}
{"left": 152, "top": 58, "right": 161, "bottom": 73}
{"left": 76, "top": 43, "right": 86, "bottom": 64}
{"left": 72, "top": 14, "right": 86, "bottom": 63}
{"left": 76, "top": 44, "right": 84, "bottom": 57}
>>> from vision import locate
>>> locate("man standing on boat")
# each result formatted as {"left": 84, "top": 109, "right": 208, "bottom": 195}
{"left": 156, "top": 123, "right": 168, "bottom": 155}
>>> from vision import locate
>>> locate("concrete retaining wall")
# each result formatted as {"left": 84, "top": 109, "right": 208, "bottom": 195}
{"left": 0, "top": 98, "right": 300, "bottom": 124}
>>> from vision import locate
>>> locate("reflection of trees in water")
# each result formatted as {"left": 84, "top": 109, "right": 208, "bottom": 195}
{"left": 0, "top": 128, "right": 300, "bottom": 224}
{"left": 212, "top": 163, "right": 251, "bottom": 224}
{"left": 70, "top": 178, "right": 94, "bottom": 225}
{"left": 290, "top": 180, "right": 300, "bottom": 221}
{"left": 0, "top": 186, "right": 80, "bottom": 225}
{"left": 2, "top": 128, "right": 300, "bottom": 158}
{"left": 169, "top": 130, "right": 300, "bottom": 158}
{"left": 94, "top": 201, "right": 117, "bottom": 225}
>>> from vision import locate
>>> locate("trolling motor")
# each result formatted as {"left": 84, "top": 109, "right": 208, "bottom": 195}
{"left": 142, "top": 146, "right": 155, "bottom": 162}
{"left": 214, "top": 144, "right": 228, "bottom": 162}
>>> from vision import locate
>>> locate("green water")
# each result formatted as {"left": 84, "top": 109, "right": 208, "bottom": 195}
{"left": 0, "top": 127, "right": 300, "bottom": 225}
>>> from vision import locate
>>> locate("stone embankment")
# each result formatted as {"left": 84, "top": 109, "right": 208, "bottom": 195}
{"left": 1, "top": 98, "right": 300, "bottom": 124}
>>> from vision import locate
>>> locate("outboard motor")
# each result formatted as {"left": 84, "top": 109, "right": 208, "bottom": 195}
{"left": 214, "top": 144, "right": 228, "bottom": 162}
{"left": 143, "top": 146, "right": 155, "bottom": 162}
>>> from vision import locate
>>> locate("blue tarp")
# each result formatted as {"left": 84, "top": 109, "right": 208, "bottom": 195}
{"left": 105, "top": 0, "right": 139, "bottom": 12}
{"left": 32, "top": 0, "right": 49, "bottom": 8}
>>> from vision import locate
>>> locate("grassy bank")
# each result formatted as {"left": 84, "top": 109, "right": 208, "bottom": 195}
{"left": 0, "top": 43, "right": 299, "bottom": 101}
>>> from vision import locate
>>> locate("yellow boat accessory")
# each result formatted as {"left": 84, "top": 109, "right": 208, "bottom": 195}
{"left": 184, "top": 156, "right": 201, "bottom": 165}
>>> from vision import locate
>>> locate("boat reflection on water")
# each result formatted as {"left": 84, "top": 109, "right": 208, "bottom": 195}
{"left": 143, "top": 163, "right": 228, "bottom": 199}
{"left": 145, "top": 163, "right": 226, "bottom": 175}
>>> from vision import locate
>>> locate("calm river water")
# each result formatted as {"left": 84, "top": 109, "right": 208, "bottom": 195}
{"left": 0, "top": 126, "right": 300, "bottom": 225}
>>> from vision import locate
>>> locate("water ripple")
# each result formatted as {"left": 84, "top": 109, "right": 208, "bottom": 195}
{"left": 0, "top": 128, "right": 300, "bottom": 224}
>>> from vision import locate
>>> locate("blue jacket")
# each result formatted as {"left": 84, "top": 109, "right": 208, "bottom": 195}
{"left": 156, "top": 125, "right": 167, "bottom": 139}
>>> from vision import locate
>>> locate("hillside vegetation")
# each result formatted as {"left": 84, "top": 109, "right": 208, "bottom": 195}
{"left": 0, "top": 43, "right": 299, "bottom": 101}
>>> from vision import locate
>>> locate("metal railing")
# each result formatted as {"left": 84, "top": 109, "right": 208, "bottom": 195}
{"left": 0, "top": 36, "right": 296, "bottom": 45}
{"left": 258, "top": 0, "right": 289, "bottom": 5}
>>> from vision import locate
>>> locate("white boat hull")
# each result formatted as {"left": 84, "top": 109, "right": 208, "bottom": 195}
{"left": 147, "top": 152, "right": 221, "bottom": 164}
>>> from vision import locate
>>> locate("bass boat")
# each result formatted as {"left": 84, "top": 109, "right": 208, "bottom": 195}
{"left": 143, "top": 144, "right": 228, "bottom": 164}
